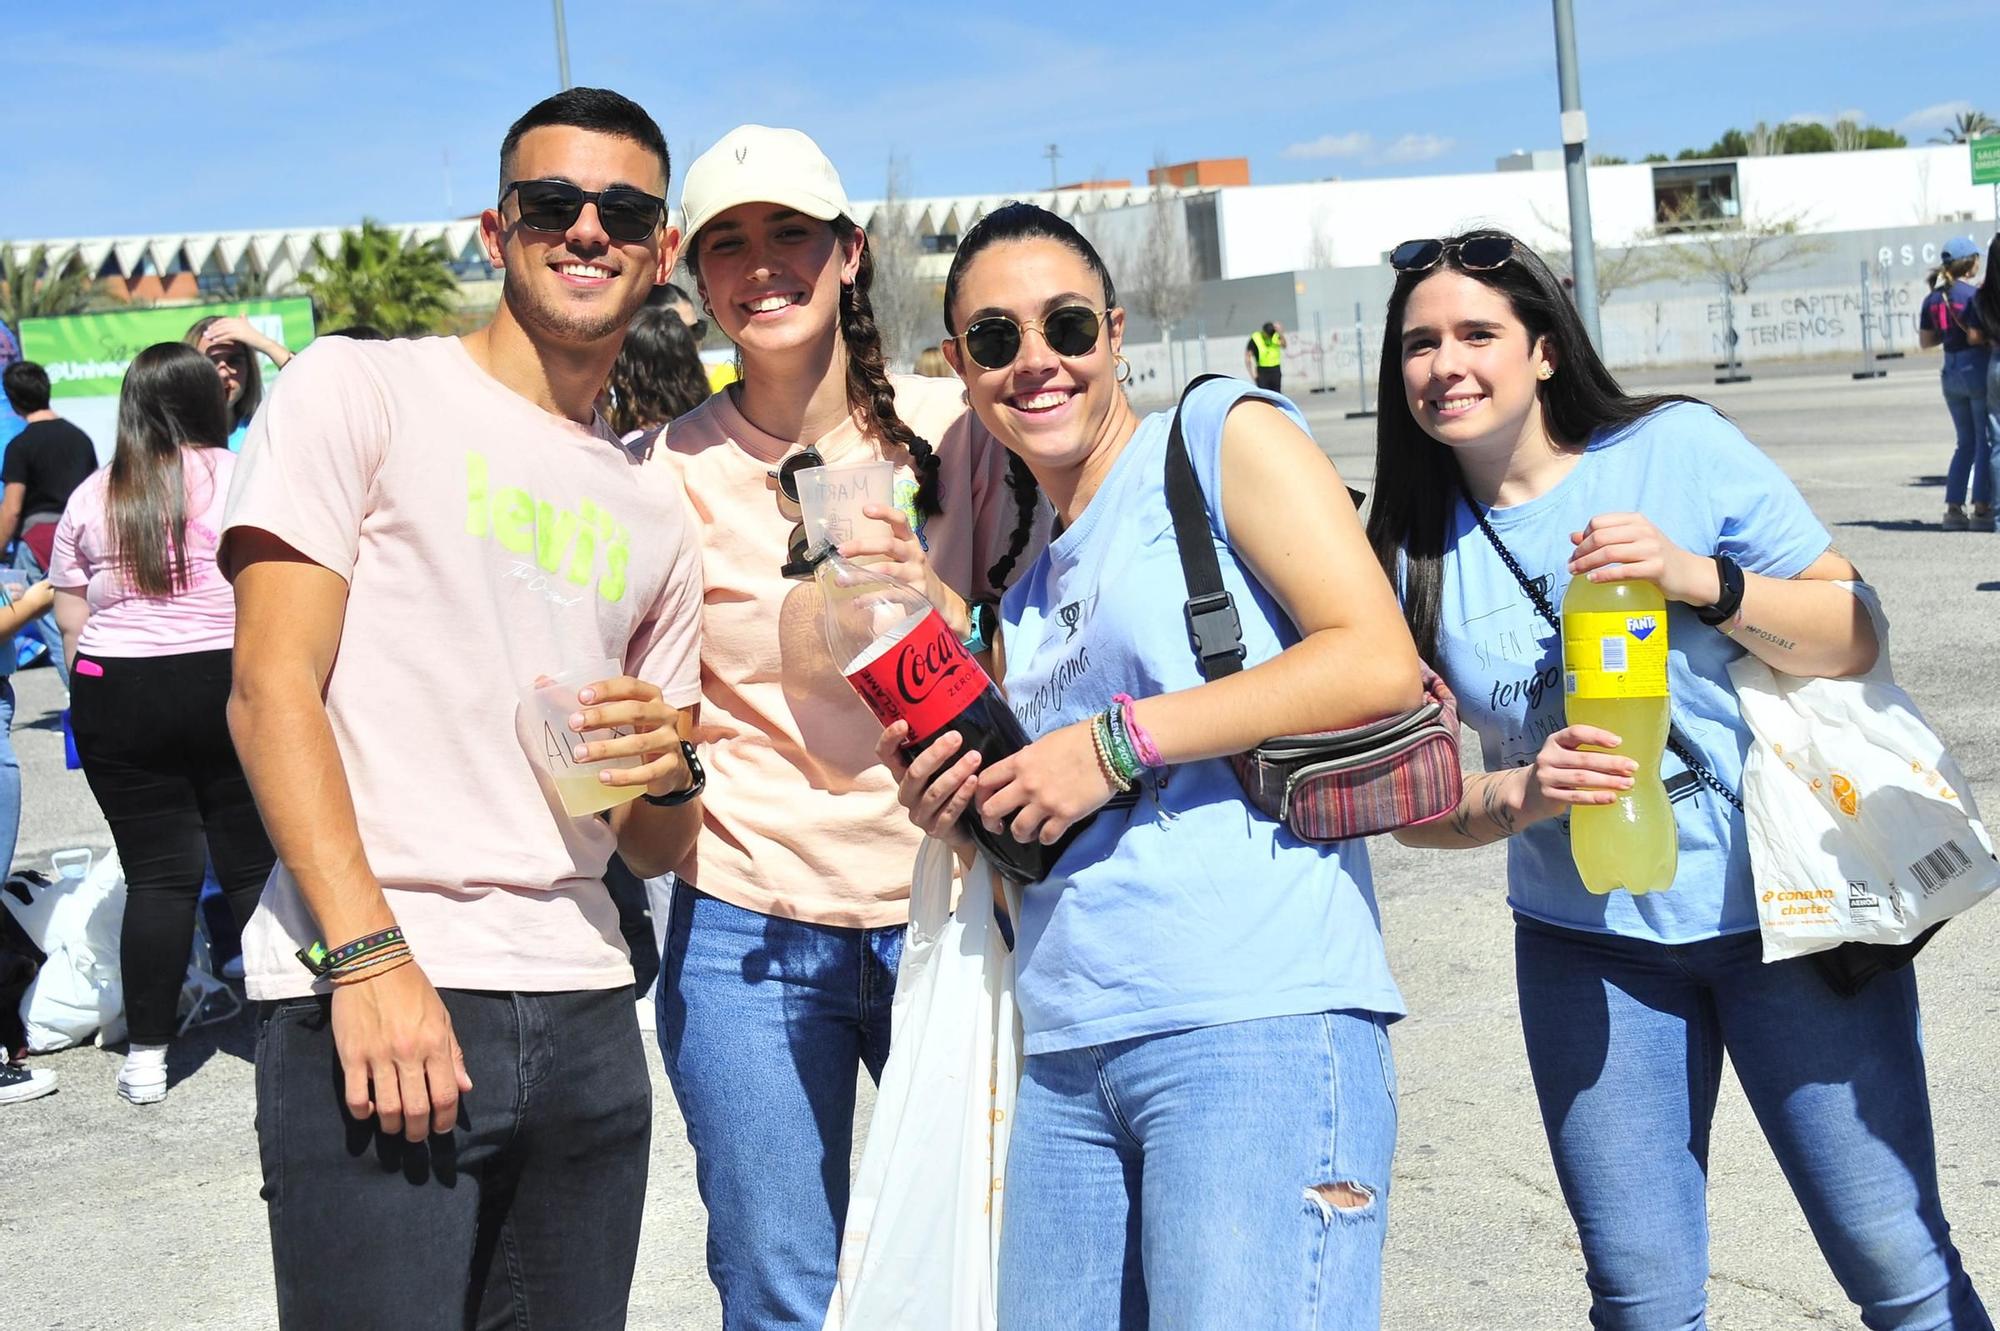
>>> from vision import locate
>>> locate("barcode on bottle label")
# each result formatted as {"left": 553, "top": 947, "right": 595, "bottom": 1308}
{"left": 1598, "top": 636, "right": 1627, "bottom": 673}
{"left": 1908, "top": 840, "right": 1973, "bottom": 896}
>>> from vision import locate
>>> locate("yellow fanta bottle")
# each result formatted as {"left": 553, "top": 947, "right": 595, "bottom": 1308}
{"left": 1562, "top": 576, "right": 1677, "bottom": 895}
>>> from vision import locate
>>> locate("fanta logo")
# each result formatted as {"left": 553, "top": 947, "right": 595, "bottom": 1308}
{"left": 1626, "top": 615, "right": 1657, "bottom": 640}
{"left": 464, "top": 451, "right": 630, "bottom": 602}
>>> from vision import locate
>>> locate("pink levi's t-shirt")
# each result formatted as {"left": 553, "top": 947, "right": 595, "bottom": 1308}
{"left": 48, "top": 447, "right": 238, "bottom": 656}
{"left": 223, "top": 336, "right": 704, "bottom": 1000}
{"left": 660, "top": 374, "right": 1042, "bottom": 928}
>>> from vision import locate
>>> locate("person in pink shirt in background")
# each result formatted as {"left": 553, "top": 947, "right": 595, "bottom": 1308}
{"left": 47, "top": 341, "right": 276, "bottom": 1107}
{"left": 654, "top": 125, "right": 1041, "bottom": 1327}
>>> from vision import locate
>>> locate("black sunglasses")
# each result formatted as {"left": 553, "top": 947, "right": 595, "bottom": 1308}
{"left": 1388, "top": 236, "right": 1516, "bottom": 274}
{"left": 771, "top": 447, "right": 827, "bottom": 579}
{"left": 955, "top": 304, "right": 1105, "bottom": 371}
{"left": 501, "top": 179, "right": 666, "bottom": 244}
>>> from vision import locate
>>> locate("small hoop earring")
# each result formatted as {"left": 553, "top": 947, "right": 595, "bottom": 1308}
{"left": 960, "top": 389, "right": 970, "bottom": 406}
{"left": 1115, "top": 354, "right": 1132, "bottom": 385}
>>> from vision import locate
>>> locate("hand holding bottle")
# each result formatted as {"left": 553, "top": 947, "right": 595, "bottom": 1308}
{"left": 1568, "top": 512, "right": 1720, "bottom": 605}
{"left": 973, "top": 721, "right": 1118, "bottom": 847}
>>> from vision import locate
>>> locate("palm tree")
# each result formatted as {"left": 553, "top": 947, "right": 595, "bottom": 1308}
{"left": 1933, "top": 110, "right": 2000, "bottom": 144}
{"left": 0, "top": 243, "right": 96, "bottom": 327}
{"left": 299, "top": 219, "right": 459, "bottom": 335}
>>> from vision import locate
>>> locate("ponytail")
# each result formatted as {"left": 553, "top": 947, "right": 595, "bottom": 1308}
{"left": 838, "top": 225, "right": 943, "bottom": 518}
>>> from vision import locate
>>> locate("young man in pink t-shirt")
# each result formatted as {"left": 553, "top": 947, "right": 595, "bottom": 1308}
{"left": 221, "top": 89, "right": 703, "bottom": 1329}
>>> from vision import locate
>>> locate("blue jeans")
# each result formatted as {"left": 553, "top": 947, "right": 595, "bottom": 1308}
{"left": 998, "top": 1010, "right": 1398, "bottom": 1331}
{"left": 656, "top": 885, "right": 903, "bottom": 1331}
{"left": 0, "top": 680, "right": 17, "bottom": 876}
{"left": 10, "top": 540, "right": 67, "bottom": 687}
{"left": 1986, "top": 358, "right": 2000, "bottom": 506}
{"left": 1516, "top": 915, "right": 1990, "bottom": 1330}
{"left": 1941, "top": 352, "right": 1991, "bottom": 507}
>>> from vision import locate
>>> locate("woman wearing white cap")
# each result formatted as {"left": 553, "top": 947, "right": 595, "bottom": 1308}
{"left": 652, "top": 125, "right": 1039, "bottom": 1325}
{"left": 1918, "top": 235, "right": 1990, "bottom": 531}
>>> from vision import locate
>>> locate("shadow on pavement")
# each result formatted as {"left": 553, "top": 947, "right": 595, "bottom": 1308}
{"left": 1835, "top": 519, "right": 1938, "bottom": 532}
{"left": 1909, "top": 474, "right": 1946, "bottom": 488}
{"left": 1978, "top": 582, "right": 2000, "bottom": 592}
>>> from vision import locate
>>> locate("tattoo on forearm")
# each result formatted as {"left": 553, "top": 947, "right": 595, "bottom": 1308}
{"left": 1741, "top": 623, "right": 1798, "bottom": 651}
{"left": 1481, "top": 780, "right": 1519, "bottom": 837}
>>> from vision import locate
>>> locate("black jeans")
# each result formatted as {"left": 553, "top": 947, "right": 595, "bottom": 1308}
{"left": 69, "top": 649, "right": 274, "bottom": 1044}
{"left": 256, "top": 986, "right": 652, "bottom": 1330}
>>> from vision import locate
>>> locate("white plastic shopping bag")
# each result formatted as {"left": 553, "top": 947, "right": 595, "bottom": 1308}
{"left": 1730, "top": 583, "right": 1999, "bottom": 962}
{"left": 823, "top": 839, "right": 1021, "bottom": 1331}
{"left": 4, "top": 848, "right": 129, "bottom": 1051}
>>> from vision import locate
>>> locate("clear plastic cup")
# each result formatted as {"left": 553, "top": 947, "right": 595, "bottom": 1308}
{"left": 520, "top": 658, "right": 646, "bottom": 817}
{"left": 796, "top": 460, "right": 897, "bottom": 558}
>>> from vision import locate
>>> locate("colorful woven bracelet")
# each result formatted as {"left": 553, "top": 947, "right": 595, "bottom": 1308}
{"left": 330, "top": 951, "right": 415, "bottom": 987}
{"left": 297, "top": 925, "right": 406, "bottom": 978}
{"left": 1111, "top": 694, "right": 1164, "bottom": 770}
{"left": 1101, "top": 708, "right": 1143, "bottom": 785}
{"left": 1090, "top": 713, "right": 1135, "bottom": 793}
{"left": 325, "top": 943, "right": 413, "bottom": 982}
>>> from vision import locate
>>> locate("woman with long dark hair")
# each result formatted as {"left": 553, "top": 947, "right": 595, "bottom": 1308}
{"left": 184, "top": 315, "right": 290, "bottom": 450}
{"left": 1366, "top": 229, "right": 1988, "bottom": 1328}
{"left": 650, "top": 127, "right": 1036, "bottom": 1324}
{"left": 606, "top": 303, "right": 710, "bottom": 438}
{"left": 1918, "top": 236, "right": 1990, "bottom": 531}
{"left": 888, "top": 202, "right": 1417, "bottom": 1328}
{"left": 1974, "top": 234, "right": 2000, "bottom": 529}
{"left": 48, "top": 343, "right": 276, "bottom": 1105}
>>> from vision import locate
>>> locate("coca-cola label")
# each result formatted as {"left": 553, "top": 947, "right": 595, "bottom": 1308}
{"left": 845, "top": 609, "right": 987, "bottom": 743}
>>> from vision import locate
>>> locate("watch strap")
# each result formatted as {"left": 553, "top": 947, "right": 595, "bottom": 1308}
{"left": 641, "top": 740, "right": 705, "bottom": 807}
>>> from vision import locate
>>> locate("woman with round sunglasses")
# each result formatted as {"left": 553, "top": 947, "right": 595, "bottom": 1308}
{"left": 185, "top": 315, "right": 291, "bottom": 449}
{"left": 884, "top": 202, "right": 1418, "bottom": 1329}
{"left": 649, "top": 126, "right": 1039, "bottom": 1327}
{"left": 1366, "top": 230, "right": 1989, "bottom": 1330}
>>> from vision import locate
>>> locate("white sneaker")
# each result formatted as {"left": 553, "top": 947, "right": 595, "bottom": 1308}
{"left": 117, "top": 1048, "right": 169, "bottom": 1105}
{"left": 0, "top": 1051, "right": 58, "bottom": 1105}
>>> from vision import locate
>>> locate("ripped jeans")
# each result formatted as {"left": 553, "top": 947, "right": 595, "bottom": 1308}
{"left": 998, "top": 1010, "right": 1398, "bottom": 1331}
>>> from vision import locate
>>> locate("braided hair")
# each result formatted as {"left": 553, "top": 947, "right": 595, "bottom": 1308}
{"left": 942, "top": 202, "right": 1121, "bottom": 593}
{"left": 838, "top": 222, "right": 942, "bottom": 518}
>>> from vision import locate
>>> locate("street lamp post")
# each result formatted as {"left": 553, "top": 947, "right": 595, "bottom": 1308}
{"left": 1552, "top": 0, "right": 1601, "bottom": 349}
{"left": 552, "top": 0, "right": 573, "bottom": 91}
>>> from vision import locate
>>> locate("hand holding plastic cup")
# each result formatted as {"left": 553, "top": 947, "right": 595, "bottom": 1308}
{"left": 797, "top": 460, "right": 896, "bottom": 561}
{"left": 520, "top": 658, "right": 646, "bottom": 818}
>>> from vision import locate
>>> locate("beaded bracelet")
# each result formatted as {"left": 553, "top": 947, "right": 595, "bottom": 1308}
{"left": 1110, "top": 694, "right": 1163, "bottom": 770}
{"left": 1094, "top": 710, "right": 1141, "bottom": 790}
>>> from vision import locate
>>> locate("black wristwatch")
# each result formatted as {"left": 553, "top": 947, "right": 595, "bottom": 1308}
{"left": 1695, "top": 553, "right": 1745, "bottom": 626}
{"left": 641, "top": 740, "right": 705, "bottom": 806}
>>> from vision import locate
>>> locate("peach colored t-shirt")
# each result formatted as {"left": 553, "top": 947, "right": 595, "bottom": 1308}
{"left": 661, "top": 374, "right": 1040, "bottom": 927}
{"left": 223, "top": 336, "right": 705, "bottom": 1000}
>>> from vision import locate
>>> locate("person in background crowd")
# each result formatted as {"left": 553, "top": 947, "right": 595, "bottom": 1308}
{"left": 1969, "top": 234, "right": 2000, "bottom": 527}
{"left": 184, "top": 315, "right": 292, "bottom": 451}
{"left": 655, "top": 124, "right": 1036, "bottom": 1328}
{"left": 647, "top": 280, "right": 736, "bottom": 396}
{"left": 1918, "top": 235, "right": 1990, "bottom": 532}
{"left": 893, "top": 201, "right": 1415, "bottom": 1329}
{"left": 608, "top": 304, "right": 710, "bottom": 439}
{"left": 1245, "top": 318, "right": 1286, "bottom": 392}
{"left": 46, "top": 343, "right": 275, "bottom": 1106}
{"left": 1367, "top": 228, "right": 1989, "bottom": 1330}
{"left": 221, "top": 87, "right": 702, "bottom": 1329}
{"left": 0, "top": 320, "right": 25, "bottom": 447}
{"left": 0, "top": 571, "right": 58, "bottom": 1053}
{"left": 1, "top": 361, "right": 97, "bottom": 684}
{"left": 913, "top": 344, "right": 951, "bottom": 377}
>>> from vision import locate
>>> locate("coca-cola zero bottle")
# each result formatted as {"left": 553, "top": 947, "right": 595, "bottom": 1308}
{"left": 816, "top": 550, "right": 1089, "bottom": 883}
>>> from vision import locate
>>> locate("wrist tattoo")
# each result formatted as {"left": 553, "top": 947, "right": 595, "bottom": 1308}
{"left": 1481, "top": 779, "right": 1519, "bottom": 837}
{"left": 1741, "top": 623, "right": 1797, "bottom": 651}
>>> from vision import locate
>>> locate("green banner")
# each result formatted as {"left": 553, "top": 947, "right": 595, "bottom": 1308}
{"left": 19, "top": 297, "right": 315, "bottom": 399}
{"left": 1973, "top": 135, "right": 2000, "bottom": 186}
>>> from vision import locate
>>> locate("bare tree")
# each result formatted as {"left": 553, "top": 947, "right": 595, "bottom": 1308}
{"left": 1646, "top": 200, "right": 1830, "bottom": 293}
{"left": 1305, "top": 208, "right": 1337, "bottom": 271}
{"left": 1527, "top": 203, "right": 1667, "bottom": 305}
{"left": 864, "top": 154, "right": 935, "bottom": 371}
{"left": 1128, "top": 169, "right": 1196, "bottom": 340}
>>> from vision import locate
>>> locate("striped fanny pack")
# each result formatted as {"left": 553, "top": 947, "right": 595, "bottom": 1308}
{"left": 1167, "top": 376, "right": 1462, "bottom": 841}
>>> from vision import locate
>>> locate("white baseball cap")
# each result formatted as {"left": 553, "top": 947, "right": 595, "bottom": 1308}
{"left": 679, "top": 125, "right": 850, "bottom": 241}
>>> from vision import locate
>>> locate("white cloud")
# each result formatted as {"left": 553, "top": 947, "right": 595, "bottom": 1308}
{"left": 1898, "top": 99, "right": 1974, "bottom": 132}
{"left": 1785, "top": 108, "right": 1867, "bottom": 127}
{"left": 1382, "top": 133, "right": 1455, "bottom": 163}
{"left": 1282, "top": 131, "right": 1373, "bottom": 160}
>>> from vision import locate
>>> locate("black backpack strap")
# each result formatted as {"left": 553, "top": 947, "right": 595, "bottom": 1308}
{"left": 1165, "top": 375, "right": 1246, "bottom": 680}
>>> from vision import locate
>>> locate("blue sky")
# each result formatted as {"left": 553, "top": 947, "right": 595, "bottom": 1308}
{"left": 10, "top": 0, "right": 1986, "bottom": 238}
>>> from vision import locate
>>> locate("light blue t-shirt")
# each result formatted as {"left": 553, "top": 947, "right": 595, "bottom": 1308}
{"left": 1431, "top": 402, "right": 1830, "bottom": 944}
{"left": 1000, "top": 378, "right": 1405, "bottom": 1055}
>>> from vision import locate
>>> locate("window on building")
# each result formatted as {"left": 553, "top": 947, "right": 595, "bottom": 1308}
{"left": 922, "top": 232, "right": 959, "bottom": 254}
{"left": 1651, "top": 162, "right": 1741, "bottom": 231}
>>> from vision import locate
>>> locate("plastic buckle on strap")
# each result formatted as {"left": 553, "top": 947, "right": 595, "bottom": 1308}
{"left": 1184, "top": 592, "right": 1245, "bottom": 673}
